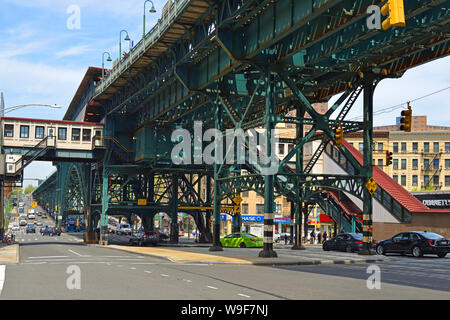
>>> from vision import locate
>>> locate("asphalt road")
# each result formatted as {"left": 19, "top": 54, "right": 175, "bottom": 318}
{"left": 0, "top": 230, "right": 448, "bottom": 300}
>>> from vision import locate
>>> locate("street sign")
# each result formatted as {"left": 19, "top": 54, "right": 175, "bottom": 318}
{"left": 234, "top": 205, "right": 241, "bottom": 214}
{"left": 137, "top": 199, "right": 147, "bottom": 206}
{"left": 365, "top": 177, "right": 378, "bottom": 195}
{"left": 233, "top": 195, "right": 242, "bottom": 205}
{"left": 31, "top": 202, "right": 37, "bottom": 208}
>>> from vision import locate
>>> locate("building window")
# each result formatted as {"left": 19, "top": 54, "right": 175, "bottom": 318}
{"left": 359, "top": 143, "right": 364, "bottom": 153}
{"left": 377, "top": 159, "right": 383, "bottom": 168}
{"left": 401, "top": 142, "right": 407, "bottom": 153}
{"left": 242, "top": 204, "right": 248, "bottom": 214}
{"left": 71, "top": 128, "right": 81, "bottom": 141}
{"left": 393, "top": 175, "right": 398, "bottom": 183}
{"left": 445, "top": 142, "right": 450, "bottom": 152}
{"left": 412, "top": 159, "right": 418, "bottom": 170}
{"left": 278, "top": 143, "right": 285, "bottom": 155}
{"left": 35, "top": 126, "right": 44, "bottom": 139}
{"left": 58, "top": 127, "right": 67, "bottom": 140}
{"left": 256, "top": 204, "right": 264, "bottom": 214}
{"left": 412, "top": 142, "right": 418, "bottom": 153}
{"left": 424, "top": 159, "right": 430, "bottom": 170}
{"left": 434, "top": 142, "right": 439, "bottom": 153}
{"left": 401, "top": 159, "right": 406, "bottom": 170}
{"left": 424, "top": 142, "right": 429, "bottom": 153}
{"left": 288, "top": 144, "right": 294, "bottom": 153}
{"left": 445, "top": 159, "right": 450, "bottom": 169}
{"left": 4, "top": 124, "right": 13, "bottom": 137}
{"left": 433, "top": 175, "right": 439, "bottom": 186}
{"left": 393, "top": 142, "right": 398, "bottom": 153}
{"left": 401, "top": 175, "right": 406, "bottom": 186}
{"left": 393, "top": 159, "right": 398, "bottom": 170}
{"left": 378, "top": 143, "right": 383, "bottom": 152}
{"left": 82, "top": 129, "right": 91, "bottom": 142}
{"left": 433, "top": 159, "right": 439, "bottom": 170}
{"left": 20, "top": 125, "right": 29, "bottom": 138}
{"left": 445, "top": 176, "right": 450, "bottom": 187}
{"left": 424, "top": 175, "right": 430, "bottom": 187}
{"left": 412, "top": 175, "right": 418, "bottom": 186}
{"left": 242, "top": 191, "right": 249, "bottom": 197}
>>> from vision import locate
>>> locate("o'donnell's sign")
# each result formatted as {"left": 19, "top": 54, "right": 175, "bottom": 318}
{"left": 412, "top": 192, "right": 450, "bottom": 210}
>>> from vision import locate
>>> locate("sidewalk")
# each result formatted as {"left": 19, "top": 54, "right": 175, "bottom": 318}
{"left": 0, "top": 244, "right": 19, "bottom": 265}
{"left": 101, "top": 243, "right": 384, "bottom": 266}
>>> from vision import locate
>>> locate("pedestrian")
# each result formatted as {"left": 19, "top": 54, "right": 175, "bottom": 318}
{"left": 284, "top": 233, "right": 288, "bottom": 245}
{"left": 317, "top": 232, "right": 321, "bottom": 244}
{"left": 310, "top": 230, "right": 315, "bottom": 244}
{"left": 323, "top": 231, "right": 327, "bottom": 243}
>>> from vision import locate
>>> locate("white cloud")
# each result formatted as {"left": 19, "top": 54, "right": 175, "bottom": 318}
{"left": 55, "top": 44, "right": 91, "bottom": 58}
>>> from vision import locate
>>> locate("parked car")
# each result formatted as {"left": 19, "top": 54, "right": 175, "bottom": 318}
{"left": 376, "top": 231, "right": 450, "bottom": 258}
{"left": 36, "top": 220, "right": 43, "bottom": 226}
{"left": 11, "top": 224, "right": 20, "bottom": 232}
{"left": 322, "top": 233, "right": 375, "bottom": 253}
{"left": 19, "top": 219, "right": 27, "bottom": 226}
{"left": 220, "top": 233, "right": 263, "bottom": 248}
{"left": 129, "top": 231, "right": 159, "bottom": 246}
{"left": 274, "top": 233, "right": 291, "bottom": 243}
{"left": 28, "top": 214, "right": 36, "bottom": 219}
{"left": 42, "top": 227, "right": 61, "bottom": 236}
{"left": 26, "top": 224, "right": 36, "bottom": 233}
{"left": 116, "top": 223, "right": 132, "bottom": 235}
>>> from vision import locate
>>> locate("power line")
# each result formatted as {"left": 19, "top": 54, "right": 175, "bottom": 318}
{"left": 348, "top": 86, "right": 450, "bottom": 121}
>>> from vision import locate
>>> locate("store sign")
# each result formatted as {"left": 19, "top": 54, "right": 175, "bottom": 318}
{"left": 414, "top": 193, "right": 450, "bottom": 209}
{"left": 274, "top": 218, "right": 290, "bottom": 224}
{"left": 241, "top": 215, "right": 264, "bottom": 223}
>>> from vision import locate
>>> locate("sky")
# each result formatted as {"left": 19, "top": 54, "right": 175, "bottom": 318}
{"left": 0, "top": 0, "right": 449, "bottom": 186}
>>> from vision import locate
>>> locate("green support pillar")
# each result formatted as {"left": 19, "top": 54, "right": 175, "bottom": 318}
{"left": 210, "top": 101, "right": 224, "bottom": 251}
{"left": 170, "top": 174, "right": 179, "bottom": 244}
{"left": 232, "top": 213, "right": 242, "bottom": 233}
{"left": 359, "top": 77, "right": 376, "bottom": 255}
{"left": 100, "top": 168, "right": 110, "bottom": 245}
{"left": 259, "top": 69, "right": 277, "bottom": 258}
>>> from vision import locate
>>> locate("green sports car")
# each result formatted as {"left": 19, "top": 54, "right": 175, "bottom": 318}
{"left": 220, "top": 233, "right": 263, "bottom": 248}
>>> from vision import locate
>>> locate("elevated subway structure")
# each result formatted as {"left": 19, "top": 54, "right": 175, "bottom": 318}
{"left": 32, "top": 0, "right": 450, "bottom": 254}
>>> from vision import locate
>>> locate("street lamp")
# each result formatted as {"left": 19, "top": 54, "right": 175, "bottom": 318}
{"left": 143, "top": 0, "right": 157, "bottom": 38}
{"left": 119, "top": 29, "right": 131, "bottom": 68}
{"left": 102, "top": 52, "right": 112, "bottom": 90}
{"left": 3, "top": 104, "right": 61, "bottom": 115}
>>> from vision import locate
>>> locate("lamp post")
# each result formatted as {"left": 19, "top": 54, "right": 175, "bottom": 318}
{"left": 0, "top": 103, "right": 61, "bottom": 237}
{"left": 102, "top": 52, "right": 112, "bottom": 91}
{"left": 143, "top": 0, "right": 157, "bottom": 39}
{"left": 119, "top": 29, "right": 131, "bottom": 69}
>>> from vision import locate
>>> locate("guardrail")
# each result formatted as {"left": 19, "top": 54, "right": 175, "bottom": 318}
{"left": 95, "top": 0, "right": 190, "bottom": 96}
{"left": 92, "top": 136, "right": 134, "bottom": 162}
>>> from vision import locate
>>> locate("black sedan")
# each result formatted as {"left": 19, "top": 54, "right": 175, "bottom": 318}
{"left": 376, "top": 231, "right": 450, "bottom": 258}
{"left": 322, "top": 233, "right": 373, "bottom": 253}
{"left": 129, "top": 231, "right": 159, "bottom": 246}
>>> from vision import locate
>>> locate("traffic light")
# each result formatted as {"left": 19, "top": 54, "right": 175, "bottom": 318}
{"left": 399, "top": 103, "right": 412, "bottom": 132}
{"left": 385, "top": 150, "right": 393, "bottom": 166}
{"left": 335, "top": 122, "right": 343, "bottom": 147}
{"left": 381, "top": 0, "right": 406, "bottom": 30}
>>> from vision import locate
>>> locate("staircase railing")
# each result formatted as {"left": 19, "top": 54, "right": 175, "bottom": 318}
{"left": 13, "top": 136, "right": 54, "bottom": 174}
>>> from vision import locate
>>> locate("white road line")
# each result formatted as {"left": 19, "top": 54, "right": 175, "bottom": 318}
{"left": 0, "top": 265, "right": 5, "bottom": 296}
{"left": 237, "top": 293, "right": 251, "bottom": 298}
{"left": 160, "top": 274, "right": 169, "bottom": 277}
{"left": 68, "top": 249, "right": 90, "bottom": 258}
{"left": 130, "top": 267, "right": 136, "bottom": 270}
{"left": 28, "top": 256, "right": 69, "bottom": 259}
{"left": 207, "top": 286, "right": 218, "bottom": 290}
{"left": 145, "top": 271, "right": 152, "bottom": 274}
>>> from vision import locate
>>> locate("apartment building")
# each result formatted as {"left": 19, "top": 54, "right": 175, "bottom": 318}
{"left": 345, "top": 131, "right": 450, "bottom": 191}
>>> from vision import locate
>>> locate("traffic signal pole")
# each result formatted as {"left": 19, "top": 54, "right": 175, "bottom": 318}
{"left": 359, "top": 76, "right": 376, "bottom": 255}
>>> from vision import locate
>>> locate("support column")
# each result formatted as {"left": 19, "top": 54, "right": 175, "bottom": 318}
{"left": 259, "top": 69, "right": 277, "bottom": 258}
{"left": 210, "top": 101, "right": 224, "bottom": 251}
{"left": 99, "top": 168, "right": 110, "bottom": 245}
{"left": 170, "top": 174, "right": 179, "bottom": 244}
{"left": 0, "top": 180, "right": 4, "bottom": 237}
{"left": 359, "top": 77, "right": 376, "bottom": 255}
{"left": 232, "top": 213, "right": 242, "bottom": 233}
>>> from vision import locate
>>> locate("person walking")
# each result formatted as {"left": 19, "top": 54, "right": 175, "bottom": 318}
{"left": 317, "top": 232, "right": 322, "bottom": 244}
{"left": 310, "top": 230, "right": 315, "bottom": 244}
{"left": 323, "top": 231, "right": 328, "bottom": 243}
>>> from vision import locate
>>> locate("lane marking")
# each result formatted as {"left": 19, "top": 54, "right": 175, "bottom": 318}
{"left": 130, "top": 267, "right": 136, "bottom": 270}
{"left": 68, "top": 249, "right": 91, "bottom": 258}
{"left": 28, "top": 256, "right": 69, "bottom": 259}
{"left": 160, "top": 274, "right": 169, "bottom": 277}
{"left": 237, "top": 293, "right": 251, "bottom": 298}
{"left": 207, "top": 286, "right": 218, "bottom": 290}
{"left": 145, "top": 271, "right": 152, "bottom": 274}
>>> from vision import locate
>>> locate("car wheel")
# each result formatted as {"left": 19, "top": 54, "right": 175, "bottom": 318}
{"left": 412, "top": 246, "right": 423, "bottom": 258}
{"left": 323, "top": 244, "right": 330, "bottom": 251}
{"left": 345, "top": 245, "right": 352, "bottom": 253}
{"left": 240, "top": 242, "right": 246, "bottom": 248}
{"left": 437, "top": 253, "right": 447, "bottom": 258}
{"left": 376, "top": 245, "right": 385, "bottom": 255}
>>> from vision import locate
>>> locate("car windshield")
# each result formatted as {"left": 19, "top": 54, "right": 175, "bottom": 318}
{"left": 417, "top": 232, "right": 444, "bottom": 240}
{"left": 349, "top": 233, "right": 363, "bottom": 240}
{"left": 121, "top": 224, "right": 130, "bottom": 228}
{"left": 244, "top": 234, "right": 258, "bottom": 238}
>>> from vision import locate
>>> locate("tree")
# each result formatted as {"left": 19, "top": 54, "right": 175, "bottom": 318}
{"left": 24, "top": 185, "right": 36, "bottom": 194}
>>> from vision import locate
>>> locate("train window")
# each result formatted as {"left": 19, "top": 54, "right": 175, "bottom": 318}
{"left": 20, "top": 125, "right": 29, "bottom": 138}
{"left": 72, "top": 128, "right": 81, "bottom": 141}
{"left": 4, "top": 124, "right": 14, "bottom": 137}
{"left": 95, "top": 130, "right": 102, "bottom": 137}
{"left": 35, "top": 126, "right": 45, "bottom": 139}
{"left": 82, "top": 129, "right": 91, "bottom": 142}
{"left": 58, "top": 127, "right": 67, "bottom": 140}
